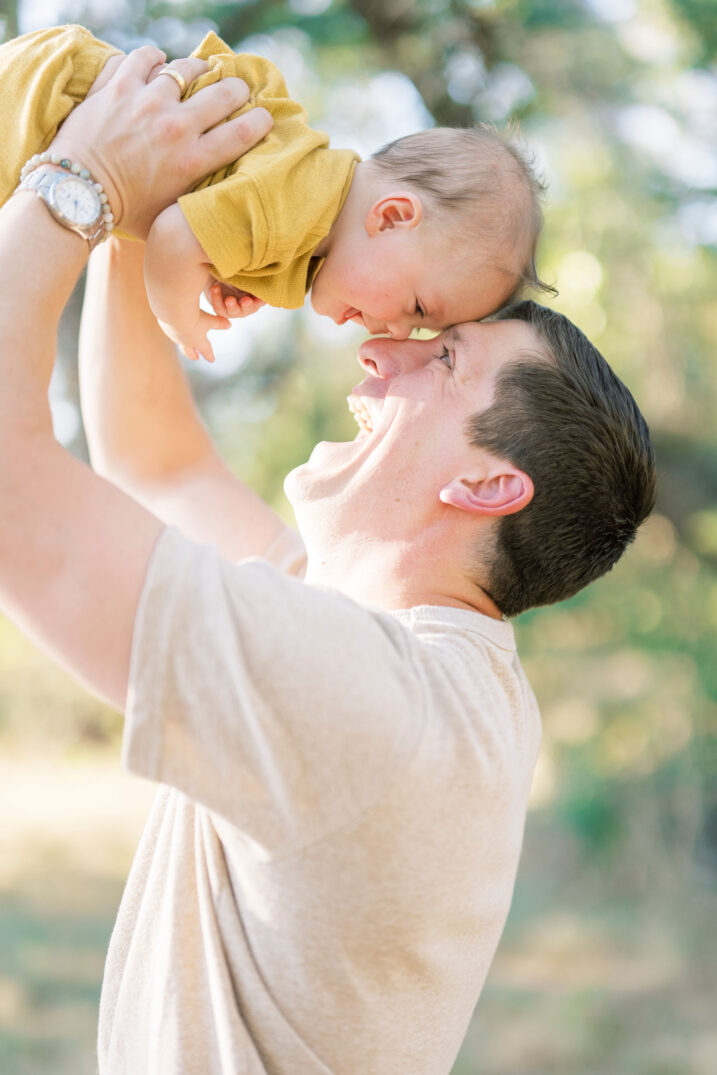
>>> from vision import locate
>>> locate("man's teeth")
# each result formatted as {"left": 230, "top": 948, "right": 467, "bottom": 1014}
{"left": 347, "top": 395, "right": 373, "bottom": 433}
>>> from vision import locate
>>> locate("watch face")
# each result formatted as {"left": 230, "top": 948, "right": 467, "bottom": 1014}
{"left": 52, "top": 176, "right": 101, "bottom": 226}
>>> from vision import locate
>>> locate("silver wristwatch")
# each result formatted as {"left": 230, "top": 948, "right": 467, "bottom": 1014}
{"left": 20, "top": 165, "right": 108, "bottom": 251}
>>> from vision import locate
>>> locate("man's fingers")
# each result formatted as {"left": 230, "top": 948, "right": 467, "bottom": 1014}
{"left": 180, "top": 76, "right": 253, "bottom": 133}
{"left": 86, "top": 54, "right": 124, "bottom": 98}
{"left": 199, "top": 108, "right": 273, "bottom": 171}
{"left": 148, "top": 57, "right": 209, "bottom": 94}
{"left": 115, "top": 45, "right": 168, "bottom": 85}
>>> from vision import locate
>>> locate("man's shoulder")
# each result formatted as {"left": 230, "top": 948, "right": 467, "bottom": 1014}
{"left": 390, "top": 605, "right": 542, "bottom": 779}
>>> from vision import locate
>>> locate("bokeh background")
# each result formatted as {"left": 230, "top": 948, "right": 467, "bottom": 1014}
{"left": 1, "top": 0, "right": 716, "bottom": 1072}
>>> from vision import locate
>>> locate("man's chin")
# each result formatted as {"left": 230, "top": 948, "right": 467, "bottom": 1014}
{"left": 283, "top": 437, "right": 365, "bottom": 507}
{"left": 283, "top": 454, "right": 328, "bottom": 506}
{"left": 283, "top": 462, "right": 330, "bottom": 536}
{"left": 283, "top": 461, "right": 306, "bottom": 508}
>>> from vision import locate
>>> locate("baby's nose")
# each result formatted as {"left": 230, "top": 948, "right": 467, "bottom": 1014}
{"left": 386, "top": 323, "right": 412, "bottom": 341}
{"left": 357, "top": 312, "right": 382, "bottom": 334}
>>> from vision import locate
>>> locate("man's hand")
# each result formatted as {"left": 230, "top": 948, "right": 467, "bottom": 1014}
{"left": 48, "top": 47, "right": 273, "bottom": 240}
{"left": 0, "top": 43, "right": 278, "bottom": 711}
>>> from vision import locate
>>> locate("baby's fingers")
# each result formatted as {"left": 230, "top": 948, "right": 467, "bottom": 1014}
{"left": 199, "top": 309, "right": 230, "bottom": 334}
{"left": 182, "top": 339, "right": 216, "bottom": 364}
{"left": 236, "top": 295, "right": 266, "bottom": 318}
{"left": 208, "top": 282, "right": 230, "bottom": 318}
{"left": 195, "top": 310, "right": 232, "bottom": 362}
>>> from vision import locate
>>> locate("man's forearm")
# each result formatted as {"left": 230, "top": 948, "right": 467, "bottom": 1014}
{"left": 80, "top": 236, "right": 290, "bottom": 561}
{"left": 0, "top": 193, "right": 86, "bottom": 430}
{"left": 80, "top": 236, "right": 217, "bottom": 489}
{"left": 0, "top": 44, "right": 281, "bottom": 707}
{"left": 0, "top": 193, "right": 163, "bottom": 708}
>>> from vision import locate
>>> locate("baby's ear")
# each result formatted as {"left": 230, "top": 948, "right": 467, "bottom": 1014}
{"left": 365, "top": 192, "right": 423, "bottom": 236}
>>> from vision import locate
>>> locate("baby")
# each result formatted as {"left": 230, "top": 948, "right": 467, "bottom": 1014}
{"left": 0, "top": 25, "right": 547, "bottom": 362}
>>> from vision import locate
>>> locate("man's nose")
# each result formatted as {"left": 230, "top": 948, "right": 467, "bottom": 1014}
{"left": 357, "top": 337, "right": 426, "bottom": 379}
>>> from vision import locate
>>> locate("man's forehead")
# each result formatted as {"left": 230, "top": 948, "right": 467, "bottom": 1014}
{"left": 448, "top": 318, "right": 539, "bottom": 364}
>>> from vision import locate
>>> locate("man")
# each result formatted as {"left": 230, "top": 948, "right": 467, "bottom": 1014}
{"left": 1, "top": 49, "right": 654, "bottom": 1075}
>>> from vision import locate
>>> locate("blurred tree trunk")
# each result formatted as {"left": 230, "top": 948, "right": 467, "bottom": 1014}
{"left": 0, "top": 0, "right": 19, "bottom": 41}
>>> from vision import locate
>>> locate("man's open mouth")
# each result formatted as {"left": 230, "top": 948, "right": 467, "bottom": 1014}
{"left": 347, "top": 395, "right": 374, "bottom": 434}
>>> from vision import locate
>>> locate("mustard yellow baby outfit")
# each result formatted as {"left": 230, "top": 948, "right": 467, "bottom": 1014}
{"left": 0, "top": 25, "right": 359, "bottom": 307}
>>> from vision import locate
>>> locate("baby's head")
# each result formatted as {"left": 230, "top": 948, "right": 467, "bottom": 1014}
{"left": 311, "top": 125, "right": 550, "bottom": 338}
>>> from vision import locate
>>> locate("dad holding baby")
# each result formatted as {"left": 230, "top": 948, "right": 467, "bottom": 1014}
{"left": 0, "top": 34, "right": 654, "bottom": 1075}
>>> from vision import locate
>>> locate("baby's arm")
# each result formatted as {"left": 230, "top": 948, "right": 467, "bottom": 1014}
{"left": 144, "top": 203, "right": 230, "bottom": 363}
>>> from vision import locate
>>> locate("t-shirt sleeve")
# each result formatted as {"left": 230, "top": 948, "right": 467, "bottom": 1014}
{"left": 124, "top": 528, "right": 423, "bottom": 858}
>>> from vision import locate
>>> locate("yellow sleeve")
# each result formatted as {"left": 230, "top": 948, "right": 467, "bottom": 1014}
{"left": 178, "top": 36, "right": 359, "bottom": 308}
{"left": 0, "top": 25, "right": 120, "bottom": 205}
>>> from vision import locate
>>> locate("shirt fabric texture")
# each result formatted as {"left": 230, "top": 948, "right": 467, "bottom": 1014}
{"left": 99, "top": 526, "right": 542, "bottom": 1074}
{"left": 0, "top": 26, "right": 358, "bottom": 308}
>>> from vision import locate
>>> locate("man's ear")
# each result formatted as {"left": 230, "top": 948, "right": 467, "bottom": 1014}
{"left": 439, "top": 468, "right": 534, "bottom": 517}
{"left": 365, "top": 191, "right": 423, "bottom": 235}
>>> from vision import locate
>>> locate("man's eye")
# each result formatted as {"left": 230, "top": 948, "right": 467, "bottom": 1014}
{"left": 437, "top": 346, "right": 452, "bottom": 368}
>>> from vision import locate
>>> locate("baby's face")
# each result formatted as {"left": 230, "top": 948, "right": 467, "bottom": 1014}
{"left": 311, "top": 226, "right": 516, "bottom": 339}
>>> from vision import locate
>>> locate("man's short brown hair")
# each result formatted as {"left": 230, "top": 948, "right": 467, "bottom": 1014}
{"left": 468, "top": 301, "right": 656, "bottom": 616}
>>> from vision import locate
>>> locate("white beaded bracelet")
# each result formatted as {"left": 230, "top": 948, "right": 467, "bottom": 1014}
{"left": 19, "top": 150, "right": 115, "bottom": 241}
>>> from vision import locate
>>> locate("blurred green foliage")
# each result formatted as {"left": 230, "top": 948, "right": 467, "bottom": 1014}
{"left": 0, "top": 0, "right": 715, "bottom": 1072}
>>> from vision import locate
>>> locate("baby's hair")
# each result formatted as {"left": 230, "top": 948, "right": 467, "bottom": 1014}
{"left": 369, "top": 125, "right": 555, "bottom": 300}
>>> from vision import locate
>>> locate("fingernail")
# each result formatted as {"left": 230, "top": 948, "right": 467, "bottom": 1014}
{"left": 245, "top": 108, "right": 272, "bottom": 135}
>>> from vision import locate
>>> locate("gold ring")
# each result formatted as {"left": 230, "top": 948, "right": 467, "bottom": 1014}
{"left": 157, "top": 66, "right": 187, "bottom": 95}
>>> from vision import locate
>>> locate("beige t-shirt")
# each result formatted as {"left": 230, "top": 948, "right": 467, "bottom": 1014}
{"left": 100, "top": 527, "right": 541, "bottom": 1074}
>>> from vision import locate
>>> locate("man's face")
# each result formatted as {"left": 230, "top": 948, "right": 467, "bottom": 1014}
{"left": 310, "top": 224, "right": 516, "bottom": 341}
{"left": 285, "top": 319, "right": 540, "bottom": 548}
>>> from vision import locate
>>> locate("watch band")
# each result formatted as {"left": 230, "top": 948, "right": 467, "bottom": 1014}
{"left": 17, "top": 154, "right": 115, "bottom": 252}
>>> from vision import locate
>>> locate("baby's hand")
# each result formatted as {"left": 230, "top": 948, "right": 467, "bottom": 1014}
{"left": 158, "top": 309, "right": 230, "bottom": 364}
{"left": 205, "top": 279, "right": 266, "bottom": 320}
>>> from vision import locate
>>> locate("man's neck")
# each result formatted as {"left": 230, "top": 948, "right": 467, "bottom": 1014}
{"left": 303, "top": 542, "right": 504, "bottom": 619}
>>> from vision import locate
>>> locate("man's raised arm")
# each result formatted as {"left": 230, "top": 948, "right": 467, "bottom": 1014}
{"left": 0, "top": 47, "right": 276, "bottom": 709}
{"left": 80, "top": 237, "right": 290, "bottom": 562}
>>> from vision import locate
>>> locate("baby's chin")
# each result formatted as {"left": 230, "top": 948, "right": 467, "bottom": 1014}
{"left": 310, "top": 293, "right": 360, "bottom": 328}
{"left": 308, "top": 287, "right": 330, "bottom": 318}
